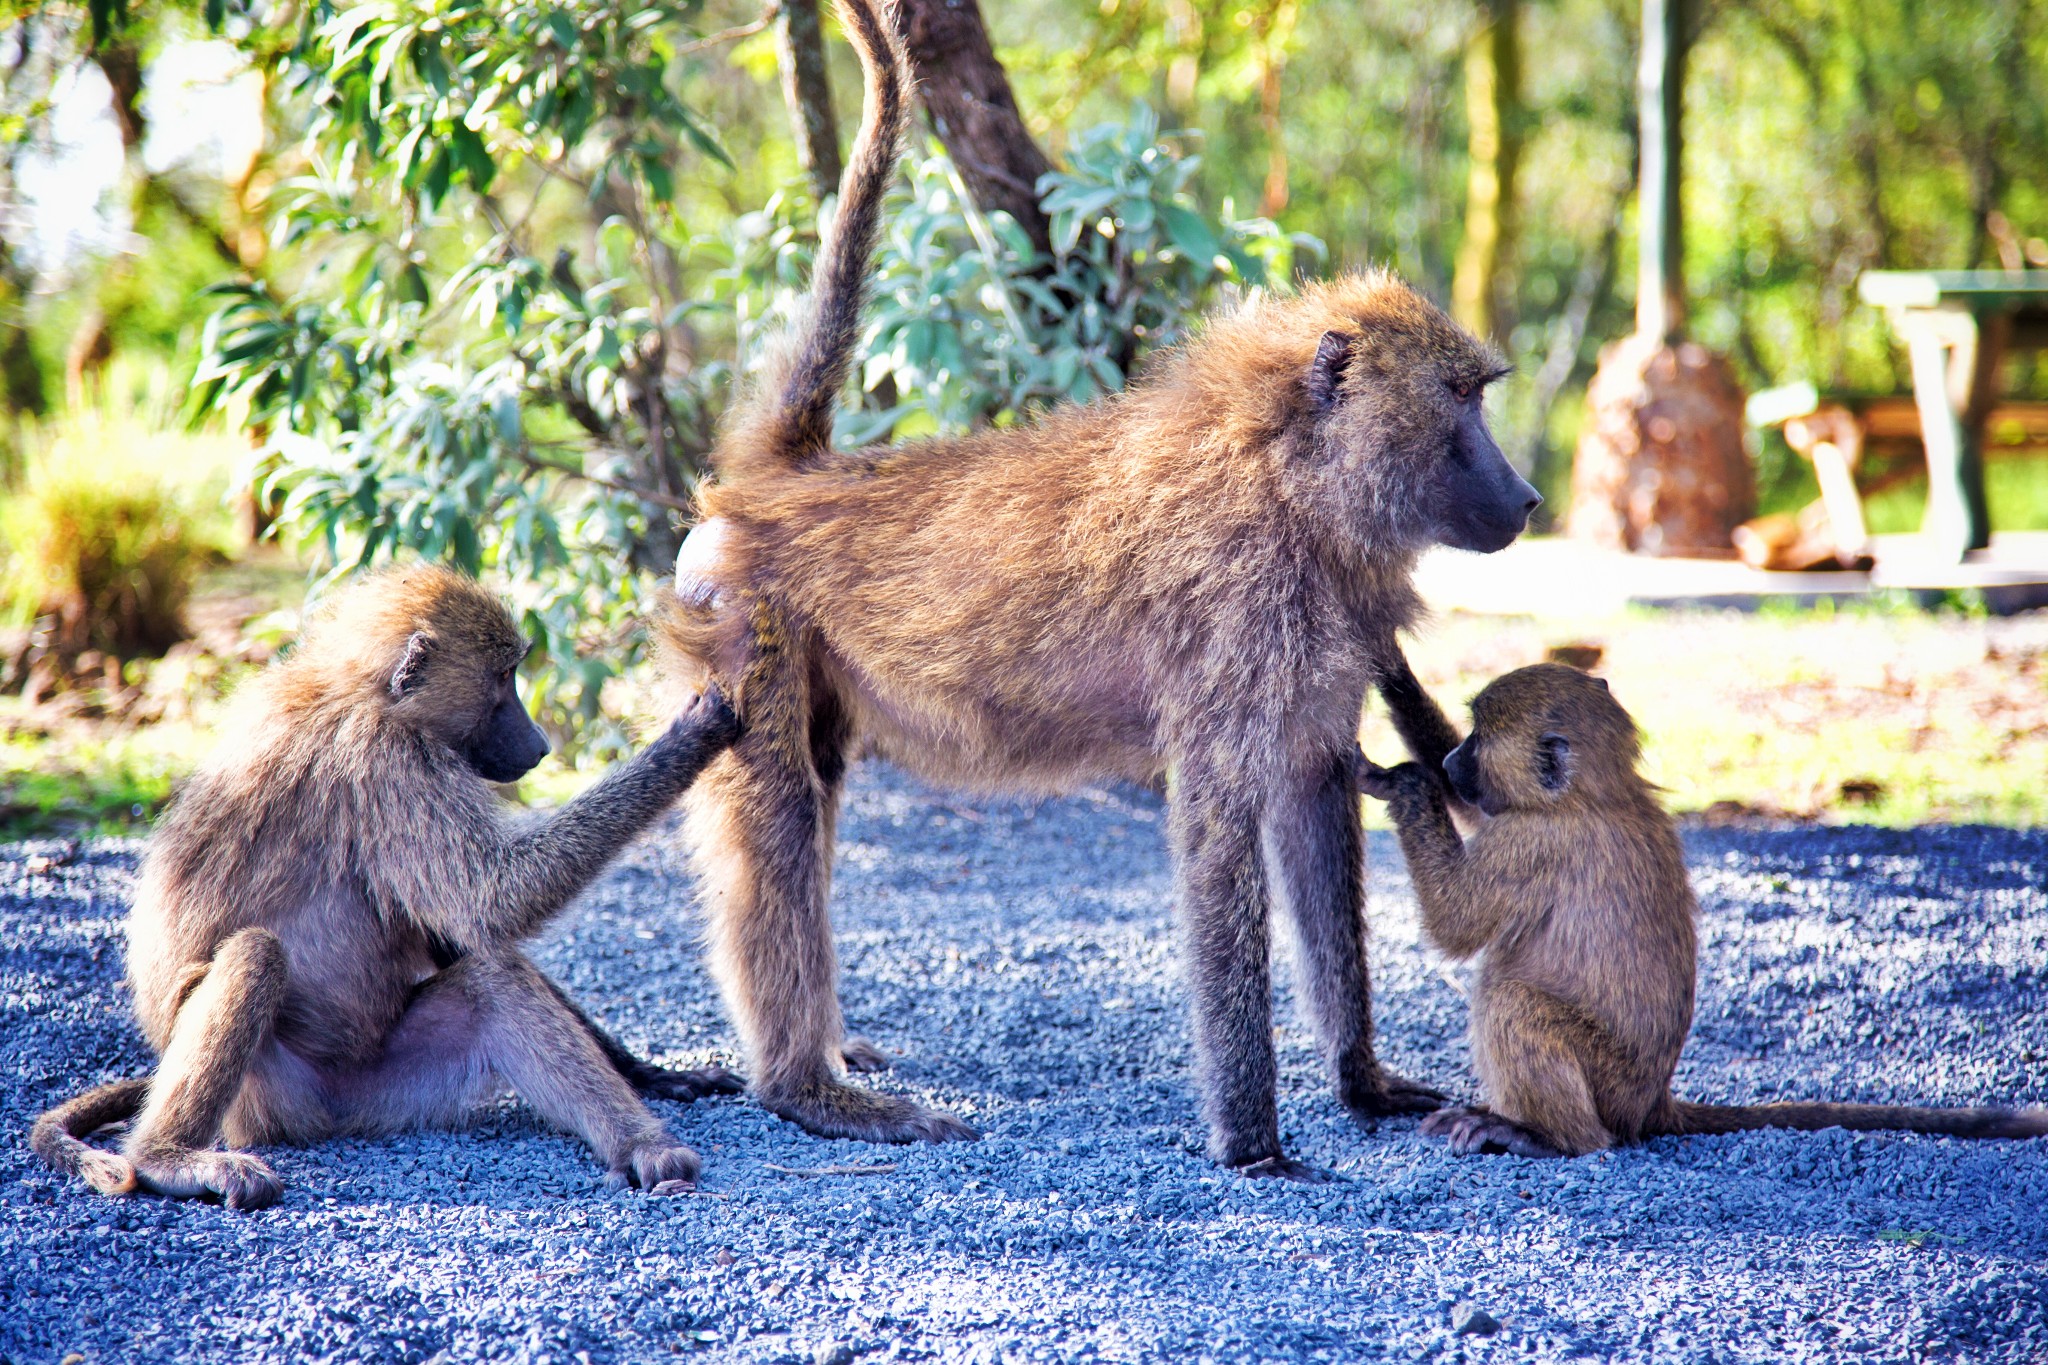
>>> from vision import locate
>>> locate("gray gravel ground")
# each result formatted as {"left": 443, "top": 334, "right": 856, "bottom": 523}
{"left": 4, "top": 762, "right": 2046, "bottom": 1364}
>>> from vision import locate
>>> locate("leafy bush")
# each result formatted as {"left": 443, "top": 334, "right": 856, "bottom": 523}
{"left": 196, "top": 72, "right": 1315, "bottom": 750}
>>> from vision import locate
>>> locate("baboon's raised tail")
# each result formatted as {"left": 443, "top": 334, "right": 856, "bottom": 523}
{"left": 30, "top": 1077, "right": 149, "bottom": 1195}
{"left": 1658, "top": 1098, "right": 2048, "bottom": 1140}
{"left": 721, "top": 0, "right": 912, "bottom": 481}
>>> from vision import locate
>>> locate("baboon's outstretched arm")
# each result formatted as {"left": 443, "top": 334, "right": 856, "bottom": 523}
{"left": 388, "top": 692, "right": 738, "bottom": 949}
{"left": 1363, "top": 760, "right": 1517, "bottom": 958}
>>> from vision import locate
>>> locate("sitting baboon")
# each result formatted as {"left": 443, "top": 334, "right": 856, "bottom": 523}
{"left": 659, "top": 0, "right": 1540, "bottom": 1176}
{"left": 31, "top": 565, "right": 742, "bottom": 1208}
{"left": 1357, "top": 662, "right": 2048, "bottom": 1158}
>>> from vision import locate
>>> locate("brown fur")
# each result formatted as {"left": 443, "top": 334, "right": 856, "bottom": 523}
{"left": 29, "top": 565, "right": 742, "bottom": 1208}
{"left": 657, "top": 4, "right": 1542, "bottom": 1174}
{"left": 1359, "top": 662, "right": 2048, "bottom": 1158}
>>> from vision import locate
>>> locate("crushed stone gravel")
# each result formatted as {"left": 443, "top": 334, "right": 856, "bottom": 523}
{"left": 3, "top": 763, "right": 2044, "bottom": 1363}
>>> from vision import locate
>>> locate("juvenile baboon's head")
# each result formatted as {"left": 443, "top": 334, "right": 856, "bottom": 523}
{"left": 1275, "top": 272, "right": 1540, "bottom": 555}
{"left": 302, "top": 564, "right": 551, "bottom": 783}
{"left": 1443, "top": 662, "right": 1639, "bottom": 814}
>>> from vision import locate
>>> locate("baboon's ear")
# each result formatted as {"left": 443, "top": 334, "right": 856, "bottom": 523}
{"left": 1592, "top": 676, "right": 1611, "bottom": 692}
{"left": 1536, "top": 732, "right": 1573, "bottom": 792}
{"left": 389, "top": 631, "right": 431, "bottom": 699}
{"left": 1307, "top": 330, "right": 1356, "bottom": 411}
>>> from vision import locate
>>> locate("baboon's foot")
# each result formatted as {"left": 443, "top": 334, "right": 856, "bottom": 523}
{"left": 1342, "top": 1069, "right": 1450, "bottom": 1119}
{"left": 839, "top": 1037, "right": 891, "bottom": 1073}
{"left": 761, "top": 1081, "right": 977, "bottom": 1144}
{"left": 628, "top": 1061, "right": 745, "bottom": 1103}
{"left": 1421, "top": 1107, "right": 1566, "bottom": 1159}
{"left": 132, "top": 1148, "right": 284, "bottom": 1210}
{"left": 1235, "top": 1154, "right": 1336, "bottom": 1183}
{"left": 605, "top": 1137, "right": 703, "bottom": 1193}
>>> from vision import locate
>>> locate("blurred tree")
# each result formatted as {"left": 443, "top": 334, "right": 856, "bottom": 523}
{"left": 1569, "top": 0, "right": 1753, "bottom": 554}
{"left": 1451, "top": 0, "right": 1520, "bottom": 344}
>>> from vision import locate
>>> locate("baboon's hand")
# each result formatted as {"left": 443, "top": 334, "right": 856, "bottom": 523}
{"left": 1353, "top": 750, "right": 1425, "bottom": 802}
{"left": 651, "top": 684, "right": 742, "bottom": 771}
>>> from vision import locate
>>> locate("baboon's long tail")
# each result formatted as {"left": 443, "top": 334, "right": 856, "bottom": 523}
{"left": 1660, "top": 1098, "right": 2048, "bottom": 1140}
{"left": 29, "top": 1077, "right": 149, "bottom": 1194}
{"left": 720, "top": 0, "right": 912, "bottom": 481}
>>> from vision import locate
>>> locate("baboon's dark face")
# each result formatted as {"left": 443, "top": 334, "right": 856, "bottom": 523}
{"left": 1306, "top": 306, "right": 1539, "bottom": 556}
{"left": 1443, "top": 734, "right": 1490, "bottom": 810}
{"left": 1458, "top": 663, "right": 1638, "bottom": 813}
{"left": 1424, "top": 386, "right": 1542, "bottom": 554}
{"left": 461, "top": 658, "right": 551, "bottom": 783}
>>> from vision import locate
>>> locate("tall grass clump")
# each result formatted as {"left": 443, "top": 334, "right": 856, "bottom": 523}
{"left": 1, "top": 369, "right": 239, "bottom": 667}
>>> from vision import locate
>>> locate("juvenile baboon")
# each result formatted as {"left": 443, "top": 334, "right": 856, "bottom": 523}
{"left": 1357, "top": 662, "right": 2047, "bottom": 1158}
{"left": 660, "top": 0, "right": 1540, "bottom": 1176}
{"left": 31, "top": 565, "right": 742, "bottom": 1208}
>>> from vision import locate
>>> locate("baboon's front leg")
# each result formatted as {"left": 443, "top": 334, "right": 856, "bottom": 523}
{"left": 538, "top": 973, "right": 744, "bottom": 1102}
{"left": 1167, "top": 765, "right": 1304, "bottom": 1177}
{"left": 688, "top": 736, "right": 974, "bottom": 1144}
{"left": 123, "top": 927, "right": 289, "bottom": 1210}
{"left": 1268, "top": 749, "right": 1446, "bottom": 1121}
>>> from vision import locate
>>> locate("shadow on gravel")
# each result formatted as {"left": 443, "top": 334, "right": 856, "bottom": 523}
{"left": 3, "top": 767, "right": 2044, "bottom": 1364}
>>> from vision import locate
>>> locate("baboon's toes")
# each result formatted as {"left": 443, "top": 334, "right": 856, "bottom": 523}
{"left": 202, "top": 1152, "right": 285, "bottom": 1210}
{"left": 839, "top": 1037, "right": 892, "bottom": 1073}
{"left": 1235, "top": 1154, "right": 1335, "bottom": 1183}
{"left": 1423, "top": 1108, "right": 1564, "bottom": 1159}
{"left": 1346, "top": 1071, "right": 1450, "bottom": 1118}
{"left": 610, "top": 1139, "right": 703, "bottom": 1192}
{"left": 637, "top": 1063, "right": 746, "bottom": 1102}
{"left": 763, "top": 1082, "right": 978, "bottom": 1145}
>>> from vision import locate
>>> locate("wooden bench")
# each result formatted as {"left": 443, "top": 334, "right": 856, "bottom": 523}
{"left": 1737, "top": 389, "right": 2048, "bottom": 572}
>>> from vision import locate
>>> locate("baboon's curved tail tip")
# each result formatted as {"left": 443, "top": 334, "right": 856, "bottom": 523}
{"left": 717, "top": 0, "right": 913, "bottom": 484}
{"left": 29, "top": 1077, "right": 150, "bottom": 1195}
{"left": 1669, "top": 1099, "right": 2048, "bottom": 1140}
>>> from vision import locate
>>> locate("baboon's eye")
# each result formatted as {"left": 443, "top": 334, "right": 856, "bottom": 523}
{"left": 1449, "top": 380, "right": 1475, "bottom": 401}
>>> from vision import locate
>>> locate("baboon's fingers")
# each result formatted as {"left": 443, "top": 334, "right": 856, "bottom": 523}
{"left": 1351, "top": 751, "right": 1405, "bottom": 801}
{"left": 632, "top": 1062, "right": 746, "bottom": 1102}
{"left": 1235, "top": 1155, "right": 1336, "bottom": 1183}
{"left": 839, "top": 1037, "right": 891, "bottom": 1073}
{"left": 761, "top": 1082, "right": 977, "bottom": 1145}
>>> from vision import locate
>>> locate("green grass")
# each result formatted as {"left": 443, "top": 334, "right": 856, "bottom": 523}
{"left": 0, "top": 716, "right": 207, "bottom": 841}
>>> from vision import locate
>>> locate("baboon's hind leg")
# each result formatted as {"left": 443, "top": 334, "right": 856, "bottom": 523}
{"left": 689, "top": 724, "right": 972, "bottom": 1144}
{"left": 331, "top": 951, "right": 704, "bottom": 1190}
{"left": 1432, "top": 979, "right": 1615, "bottom": 1158}
{"left": 1268, "top": 749, "right": 1446, "bottom": 1119}
{"left": 123, "top": 928, "right": 290, "bottom": 1209}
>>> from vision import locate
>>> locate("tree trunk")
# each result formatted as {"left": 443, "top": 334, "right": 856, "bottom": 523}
{"left": 1635, "top": 0, "right": 1686, "bottom": 342}
{"left": 1451, "top": 0, "right": 1521, "bottom": 344}
{"left": 889, "top": 0, "right": 1055, "bottom": 260}
{"left": 776, "top": 0, "right": 844, "bottom": 206}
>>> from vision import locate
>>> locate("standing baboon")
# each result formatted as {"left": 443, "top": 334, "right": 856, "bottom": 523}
{"left": 31, "top": 566, "right": 742, "bottom": 1208}
{"left": 662, "top": 2, "right": 1541, "bottom": 1177}
{"left": 1358, "top": 662, "right": 2048, "bottom": 1157}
